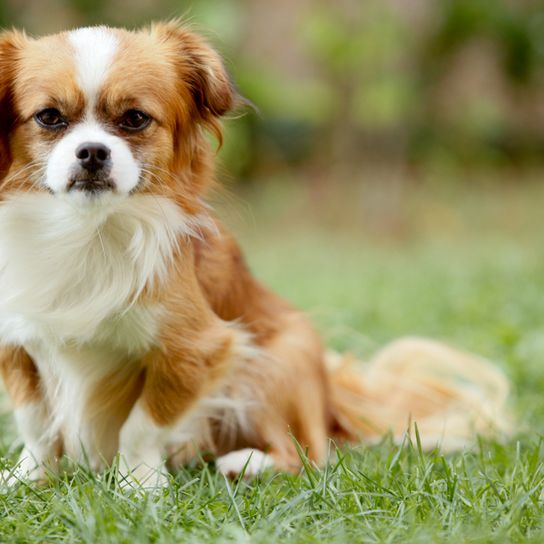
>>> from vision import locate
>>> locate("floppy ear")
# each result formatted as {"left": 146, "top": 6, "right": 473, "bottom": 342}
{"left": 154, "top": 22, "right": 237, "bottom": 140}
{"left": 0, "top": 30, "right": 22, "bottom": 180}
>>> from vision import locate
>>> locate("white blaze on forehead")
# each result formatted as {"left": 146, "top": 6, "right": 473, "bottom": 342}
{"left": 44, "top": 28, "right": 141, "bottom": 196}
{"left": 68, "top": 27, "right": 119, "bottom": 106}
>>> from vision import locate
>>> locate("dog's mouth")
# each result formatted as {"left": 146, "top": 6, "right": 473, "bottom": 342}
{"left": 67, "top": 177, "right": 115, "bottom": 194}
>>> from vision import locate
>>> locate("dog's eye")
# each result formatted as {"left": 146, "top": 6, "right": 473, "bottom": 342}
{"left": 34, "top": 108, "right": 68, "bottom": 129}
{"left": 119, "top": 110, "right": 152, "bottom": 132}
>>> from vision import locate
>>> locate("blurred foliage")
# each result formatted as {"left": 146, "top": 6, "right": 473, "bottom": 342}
{"left": 1, "top": 0, "right": 543, "bottom": 181}
{"left": 427, "top": 0, "right": 541, "bottom": 83}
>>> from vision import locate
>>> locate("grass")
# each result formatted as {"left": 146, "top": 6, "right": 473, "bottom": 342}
{"left": 2, "top": 175, "right": 544, "bottom": 542}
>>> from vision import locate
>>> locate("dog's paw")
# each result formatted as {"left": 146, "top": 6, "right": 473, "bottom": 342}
{"left": 118, "top": 461, "right": 169, "bottom": 492}
{"left": 216, "top": 448, "right": 274, "bottom": 478}
{"left": 1, "top": 454, "right": 47, "bottom": 488}
{"left": 0, "top": 469, "right": 24, "bottom": 488}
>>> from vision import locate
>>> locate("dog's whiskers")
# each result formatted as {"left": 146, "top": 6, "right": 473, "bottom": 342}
{"left": 0, "top": 161, "right": 44, "bottom": 191}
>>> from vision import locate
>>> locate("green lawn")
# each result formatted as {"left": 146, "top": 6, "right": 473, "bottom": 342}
{"left": 1, "top": 177, "right": 544, "bottom": 542}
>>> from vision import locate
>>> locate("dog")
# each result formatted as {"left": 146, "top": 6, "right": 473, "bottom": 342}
{"left": 0, "top": 22, "right": 510, "bottom": 487}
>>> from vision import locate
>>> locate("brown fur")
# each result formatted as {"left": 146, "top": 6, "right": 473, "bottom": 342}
{"left": 192, "top": 227, "right": 331, "bottom": 466}
{"left": 140, "top": 240, "right": 244, "bottom": 427}
{"left": 0, "top": 346, "right": 41, "bottom": 407}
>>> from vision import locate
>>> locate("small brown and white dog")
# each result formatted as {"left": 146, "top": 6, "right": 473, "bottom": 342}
{"left": 0, "top": 22, "right": 510, "bottom": 487}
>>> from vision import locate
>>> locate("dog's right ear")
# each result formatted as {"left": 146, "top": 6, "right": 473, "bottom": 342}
{"left": 153, "top": 22, "right": 239, "bottom": 145}
{"left": 0, "top": 30, "right": 24, "bottom": 180}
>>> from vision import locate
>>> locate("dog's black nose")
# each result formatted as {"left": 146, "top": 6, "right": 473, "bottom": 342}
{"left": 75, "top": 142, "right": 111, "bottom": 172}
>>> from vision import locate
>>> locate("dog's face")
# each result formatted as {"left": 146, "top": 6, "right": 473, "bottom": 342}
{"left": 0, "top": 23, "right": 234, "bottom": 208}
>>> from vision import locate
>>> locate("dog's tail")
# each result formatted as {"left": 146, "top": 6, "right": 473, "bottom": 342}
{"left": 326, "top": 337, "right": 511, "bottom": 451}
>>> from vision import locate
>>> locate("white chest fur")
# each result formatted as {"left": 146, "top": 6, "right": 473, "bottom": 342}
{"left": 0, "top": 192, "right": 202, "bottom": 461}
{"left": 0, "top": 192, "right": 197, "bottom": 344}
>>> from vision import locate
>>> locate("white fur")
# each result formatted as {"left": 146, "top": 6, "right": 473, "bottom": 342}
{"left": 69, "top": 27, "right": 118, "bottom": 107}
{"left": 0, "top": 193, "right": 199, "bottom": 344}
{"left": 0, "top": 192, "right": 209, "bottom": 465}
{"left": 1, "top": 402, "right": 56, "bottom": 485}
{"left": 216, "top": 448, "right": 274, "bottom": 478}
{"left": 26, "top": 339, "right": 141, "bottom": 465}
{"left": 45, "top": 120, "right": 141, "bottom": 195}
{"left": 119, "top": 401, "right": 169, "bottom": 488}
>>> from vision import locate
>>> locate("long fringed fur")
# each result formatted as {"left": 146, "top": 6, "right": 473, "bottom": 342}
{"left": 327, "top": 337, "right": 511, "bottom": 452}
{"left": 0, "top": 193, "right": 211, "bottom": 345}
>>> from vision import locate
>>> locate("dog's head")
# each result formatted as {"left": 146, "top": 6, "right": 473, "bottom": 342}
{"left": 0, "top": 22, "right": 235, "bottom": 210}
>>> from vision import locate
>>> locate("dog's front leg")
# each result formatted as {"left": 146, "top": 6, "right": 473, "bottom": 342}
{"left": 118, "top": 239, "right": 254, "bottom": 489}
{"left": 118, "top": 397, "right": 169, "bottom": 488}
{"left": 0, "top": 347, "right": 59, "bottom": 485}
{"left": 118, "top": 320, "right": 251, "bottom": 489}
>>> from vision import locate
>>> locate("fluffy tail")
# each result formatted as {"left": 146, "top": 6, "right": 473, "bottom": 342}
{"left": 327, "top": 337, "right": 511, "bottom": 452}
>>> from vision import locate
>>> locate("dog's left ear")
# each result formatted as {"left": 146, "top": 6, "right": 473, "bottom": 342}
{"left": 0, "top": 30, "right": 24, "bottom": 180}
{"left": 155, "top": 22, "right": 237, "bottom": 130}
